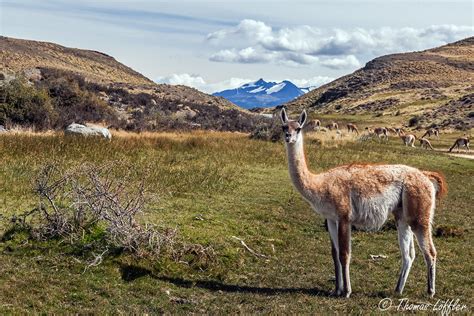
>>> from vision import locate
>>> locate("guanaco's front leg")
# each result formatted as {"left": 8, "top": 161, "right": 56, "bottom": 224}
{"left": 338, "top": 218, "right": 352, "bottom": 298}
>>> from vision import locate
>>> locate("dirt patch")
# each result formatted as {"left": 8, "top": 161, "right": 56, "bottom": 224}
{"left": 447, "top": 153, "right": 474, "bottom": 160}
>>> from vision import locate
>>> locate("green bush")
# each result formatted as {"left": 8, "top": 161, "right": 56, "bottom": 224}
{"left": 1, "top": 78, "right": 55, "bottom": 129}
{"left": 1, "top": 74, "right": 118, "bottom": 130}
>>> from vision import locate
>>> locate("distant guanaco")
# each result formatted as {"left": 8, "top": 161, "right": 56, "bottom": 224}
{"left": 419, "top": 138, "right": 434, "bottom": 150}
{"left": 373, "top": 127, "right": 388, "bottom": 140}
{"left": 306, "top": 119, "right": 321, "bottom": 131}
{"left": 346, "top": 123, "right": 359, "bottom": 135}
{"left": 326, "top": 122, "right": 339, "bottom": 130}
{"left": 313, "top": 119, "right": 321, "bottom": 129}
{"left": 401, "top": 134, "right": 416, "bottom": 147}
{"left": 422, "top": 128, "right": 439, "bottom": 139}
{"left": 449, "top": 137, "right": 470, "bottom": 152}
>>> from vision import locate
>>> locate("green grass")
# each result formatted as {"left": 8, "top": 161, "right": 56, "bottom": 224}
{"left": 0, "top": 132, "right": 473, "bottom": 313}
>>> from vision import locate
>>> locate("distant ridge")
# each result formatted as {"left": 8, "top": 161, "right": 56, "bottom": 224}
{"left": 0, "top": 36, "right": 153, "bottom": 86}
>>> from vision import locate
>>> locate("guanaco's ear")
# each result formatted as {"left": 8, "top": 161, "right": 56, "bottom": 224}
{"left": 280, "top": 108, "right": 288, "bottom": 124}
{"left": 298, "top": 109, "right": 307, "bottom": 127}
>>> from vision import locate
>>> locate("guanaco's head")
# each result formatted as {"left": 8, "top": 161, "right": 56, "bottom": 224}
{"left": 280, "top": 108, "right": 307, "bottom": 144}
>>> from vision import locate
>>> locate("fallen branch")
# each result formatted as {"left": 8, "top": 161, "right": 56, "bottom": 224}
{"left": 370, "top": 254, "right": 388, "bottom": 260}
{"left": 231, "top": 236, "right": 268, "bottom": 259}
{"left": 83, "top": 247, "right": 109, "bottom": 274}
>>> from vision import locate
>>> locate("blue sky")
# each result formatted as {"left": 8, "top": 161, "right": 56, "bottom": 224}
{"left": 2, "top": 0, "right": 473, "bottom": 92}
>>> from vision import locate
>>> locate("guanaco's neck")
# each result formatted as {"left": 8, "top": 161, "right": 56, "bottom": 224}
{"left": 285, "top": 136, "right": 317, "bottom": 199}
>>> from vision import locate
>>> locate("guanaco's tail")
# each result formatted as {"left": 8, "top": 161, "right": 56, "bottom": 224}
{"left": 422, "top": 171, "right": 448, "bottom": 199}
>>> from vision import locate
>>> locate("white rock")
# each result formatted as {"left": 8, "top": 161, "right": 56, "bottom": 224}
{"left": 65, "top": 123, "right": 112, "bottom": 140}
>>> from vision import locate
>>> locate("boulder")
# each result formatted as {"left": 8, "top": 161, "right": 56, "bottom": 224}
{"left": 0, "top": 125, "right": 7, "bottom": 133}
{"left": 65, "top": 123, "right": 112, "bottom": 140}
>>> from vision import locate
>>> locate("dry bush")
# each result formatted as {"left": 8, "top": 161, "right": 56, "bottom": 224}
{"left": 249, "top": 117, "right": 282, "bottom": 142}
{"left": 4, "top": 162, "right": 215, "bottom": 267}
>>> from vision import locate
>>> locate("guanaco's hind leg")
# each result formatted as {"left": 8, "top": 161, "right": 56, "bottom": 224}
{"left": 404, "top": 180, "right": 437, "bottom": 297}
{"left": 412, "top": 225, "right": 436, "bottom": 297}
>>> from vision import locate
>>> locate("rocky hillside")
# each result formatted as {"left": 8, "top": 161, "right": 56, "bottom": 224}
{"left": 286, "top": 37, "right": 474, "bottom": 130}
{"left": 0, "top": 37, "right": 261, "bottom": 131}
{"left": 1, "top": 36, "right": 153, "bottom": 86}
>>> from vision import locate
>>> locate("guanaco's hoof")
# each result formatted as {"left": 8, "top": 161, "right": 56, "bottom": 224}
{"left": 330, "top": 289, "right": 343, "bottom": 297}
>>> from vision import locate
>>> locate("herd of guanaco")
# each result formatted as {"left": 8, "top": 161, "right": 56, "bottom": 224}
{"left": 305, "top": 120, "right": 470, "bottom": 153}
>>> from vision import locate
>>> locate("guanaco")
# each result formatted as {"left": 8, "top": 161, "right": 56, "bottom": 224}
{"left": 326, "top": 122, "right": 339, "bottom": 131}
{"left": 347, "top": 123, "right": 359, "bottom": 135}
{"left": 420, "top": 138, "right": 434, "bottom": 150}
{"left": 449, "top": 137, "right": 470, "bottom": 152}
{"left": 280, "top": 109, "right": 446, "bottom": 298}
{"left": 422, "top": 128, "right": 440, "bottom": 139}
{"left": 401, "top": 134, "right": 416, "bottom": 147}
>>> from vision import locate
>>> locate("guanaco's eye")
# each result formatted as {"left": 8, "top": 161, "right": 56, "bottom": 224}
{"left": 282, "top": 126, "right": 288, "bottom": 132}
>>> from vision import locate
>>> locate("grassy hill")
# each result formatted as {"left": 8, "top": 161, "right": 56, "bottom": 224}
{"left": 0, "top": 37, "right": 259, "bottom": 132}
{"left": 286, "top": 37, "right": 474, "bottom": 130}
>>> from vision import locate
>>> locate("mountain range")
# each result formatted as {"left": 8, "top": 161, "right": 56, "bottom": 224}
{"left": 1, "top": 35, "right": 472, "bottom": 131}
{"left": 213, "top": 79, "right": 310, "bottom": 109}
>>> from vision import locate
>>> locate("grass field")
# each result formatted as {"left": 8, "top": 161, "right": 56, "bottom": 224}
{"left": 0, "top": 130, "right": 473, "bottom": 314}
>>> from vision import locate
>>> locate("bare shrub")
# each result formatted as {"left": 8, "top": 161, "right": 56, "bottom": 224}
{"left": 250, "top": 117, "right": 282, "bottom": 142}
{"left": 4, "top": 162, "right": 215, "bottom": 267}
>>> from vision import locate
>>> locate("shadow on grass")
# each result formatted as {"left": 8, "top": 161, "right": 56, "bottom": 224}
{"left": 120, "top": 264, "right": 331, "bottom": 297}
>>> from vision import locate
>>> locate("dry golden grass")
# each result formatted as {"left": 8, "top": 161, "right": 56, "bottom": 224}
{"left": 111, "top": 129, "right": 248, "bottom": 140}
{"left": 305, "top": 130, "right": 361, "bottom": 147}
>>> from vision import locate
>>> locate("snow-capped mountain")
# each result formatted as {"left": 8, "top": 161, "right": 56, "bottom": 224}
{"left": 213, "top": 79, "right": 306, "bottom": 109}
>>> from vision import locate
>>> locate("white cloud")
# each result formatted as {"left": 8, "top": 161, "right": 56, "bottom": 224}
{"left": 320, "top": 55, "right": 360, "bottom": 70}
{"left": 207, "top": 77, "right": 255, "bottom": 93}
{"left": 210, "top": 47, "right": 272, "bottom": 63}
{"left": 156, "top": 74, "right": 252, "bottom": 93}
{"left": 207, "top": 19, "right": 272, "bottom": 43}
{"left": 209, "top": 48, "right": 319, "bottom": 65}
{"left": 290, "top": 76, "right": 334, "bottom": 88}
{"left": 156, "top": 73, "right": 207, "bottom": 87}
{"left": 156, "top": 74, "right": 335, "bottom": 93}
{"left": 206, "top": 20, "right": 474, "bottom": 69}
